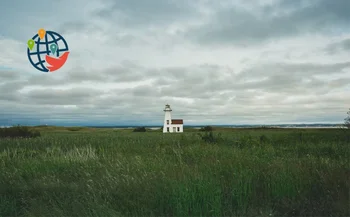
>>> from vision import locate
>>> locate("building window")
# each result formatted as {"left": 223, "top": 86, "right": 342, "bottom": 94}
{"left": 167, "top": 127, "right": 169, "bottom": 132}
{"left": 177, "top": 127, "right": 180, "bottom": 132}
{"left": 166, "top": 120, "right": 169, "bottom": 124}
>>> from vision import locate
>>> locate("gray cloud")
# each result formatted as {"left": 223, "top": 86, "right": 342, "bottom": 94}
{"left": 1, "top": 0, "right": 349, "bottom": 126}
{"left": 57, "top": 21, "right": 97, "bottom": 35}
{"left": 1, "top": 61, "right": 348, "bottom": 125}
{"left": 3, "top": 61, "right": 350, "bottom": 97}
{"left": 325, "top": 38, "right": 350, "bottom": 54}
{"left": 236, "top": 62, "right": 350, "bottom": 79}
{"left": 186, "top": 0, "right": 350, "bottom": 46}
{"left": 93, "top": 0, "right": 201, "bottom": 27}
{"left": 0, "top": 70, "right": 20, "bottom": 80}
{"left": 23, "top": 87, "right": 105, "bottom": 105}
{"left": 0, "top": 80, "right": 26, "bottom": 101}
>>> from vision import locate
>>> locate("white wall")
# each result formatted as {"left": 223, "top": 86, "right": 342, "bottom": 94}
{"left": 171, "top": 124, "right": 183, "bottom": 133}
{"left": 163, "top": 111, "right": 172, "bottom": 133}
{"left": 163, "top": 124, "right": 183, "bottom": 133}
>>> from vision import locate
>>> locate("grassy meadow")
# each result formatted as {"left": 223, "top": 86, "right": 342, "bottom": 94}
{"left": 0, "top": 126, "right": 349, "bottom": 216}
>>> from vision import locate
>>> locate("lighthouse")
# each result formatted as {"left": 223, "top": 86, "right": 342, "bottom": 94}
{"left": 163, "top": 104, "right": 183, "bottom": 133}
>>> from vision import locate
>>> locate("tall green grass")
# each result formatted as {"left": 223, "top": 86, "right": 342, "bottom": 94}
{"left": 0, "top": 129, "right": 349, "bottom": 216}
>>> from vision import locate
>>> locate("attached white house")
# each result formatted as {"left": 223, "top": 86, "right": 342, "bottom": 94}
{"left": 163, "top": 104, "right": 183, "bottom": 133}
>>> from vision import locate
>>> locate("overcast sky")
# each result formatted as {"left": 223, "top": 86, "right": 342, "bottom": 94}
{"left": 0, "top": 0, "right": 349, "bottom": 126}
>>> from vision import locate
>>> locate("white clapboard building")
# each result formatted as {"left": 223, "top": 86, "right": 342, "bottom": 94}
{"left": 163, "top": 104, "right": 183, "bottom": 133}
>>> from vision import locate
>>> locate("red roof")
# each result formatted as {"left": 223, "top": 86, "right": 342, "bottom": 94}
{"left": 171, "top": 119, "right": 183, "bottom": 124}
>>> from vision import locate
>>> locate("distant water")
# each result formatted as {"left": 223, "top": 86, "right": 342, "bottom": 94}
{"left": 0, "top": 124, "right": 342, "bottom": 129}
{"left": 92, "top": 124, "right": 342, "bottom": 129}
{"left": 149, "top": 127, "right": 161, "bottom": 130}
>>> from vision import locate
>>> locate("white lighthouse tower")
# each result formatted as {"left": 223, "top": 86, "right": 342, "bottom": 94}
{"left": 163, "top": 104, "right": 172, "bottom": 133}
{"left": 163, "top": 104, "right": 183, "bottom": 133}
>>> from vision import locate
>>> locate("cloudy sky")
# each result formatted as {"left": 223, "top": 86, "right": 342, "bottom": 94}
{"left": 0, "top": 0, "right": 349, "bottom": 126}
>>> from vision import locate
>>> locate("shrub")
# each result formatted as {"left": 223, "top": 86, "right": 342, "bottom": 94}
{"left": 67, "top": 127, "right": 83, "bottom": 131}
{"left": 133, "top": 127, "right": 147, "bottom": 132}
{"left": 259, "top": 134, "right": 270, "bottom": 144}
{"left": 345, "top": 109, "right": 350, "bottom": 129}
{"left": 199, "top": 125, "right": 213, "bottom": 132}
{"left": 0, "top": 125, "right": 41, "bottom": 139}
{"left": 198, "top": 131, "right": 223, "bottom": 144}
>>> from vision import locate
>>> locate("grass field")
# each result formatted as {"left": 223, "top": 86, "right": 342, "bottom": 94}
{"left": 0, "top": 127, "right": 349, "bottom": 216}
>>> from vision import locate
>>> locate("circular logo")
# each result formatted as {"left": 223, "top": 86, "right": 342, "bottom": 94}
{"left": 27, "top": 29, "right": 69, "bottom": 72}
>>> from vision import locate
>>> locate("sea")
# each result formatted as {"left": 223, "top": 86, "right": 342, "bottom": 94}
{"left": 0, "top": 124, "right": 343, "bottom": 129}
{"left": 88, "top": 124, "right": 343, "bottom": 129}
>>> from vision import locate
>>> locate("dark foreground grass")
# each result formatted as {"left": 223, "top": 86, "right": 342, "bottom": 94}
{"left": 0, "top": 128, "right": 349, "bottom": 216}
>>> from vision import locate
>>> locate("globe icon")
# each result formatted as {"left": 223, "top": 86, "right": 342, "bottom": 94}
{"left": 27, "top": 30, "right": 69, "bottom": 72}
